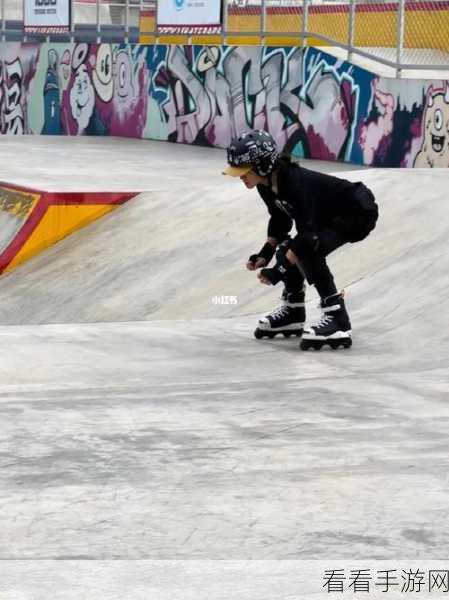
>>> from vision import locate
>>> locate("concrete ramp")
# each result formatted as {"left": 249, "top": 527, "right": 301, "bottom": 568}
{"left": 0, "top": 182, "right": 136, "bottom": 276}
{"left": 0, "top": 137, "right": 448, "bottom": 585}
{"left": 0, "top": 168, "right": 447, "bottom": 332}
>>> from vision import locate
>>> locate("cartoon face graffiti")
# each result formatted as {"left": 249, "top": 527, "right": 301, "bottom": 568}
{"left": 114, "top": 50, "right": 134, "bottom": 100}
{"left": 69, "top": 63, "right": 95, "bottom": 133}
{"left": 414, "top": 86, "right": 449, "bottom": 167}
{"left": 429, "top": 99, "right": 446, "bottom": 153}
{"left": 93, "top": 44, "right": 113, "bottom": 103}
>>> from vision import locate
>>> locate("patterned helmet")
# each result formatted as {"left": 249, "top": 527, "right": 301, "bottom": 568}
{"left": 224, "top": 130, "right": 280, "bottom": 177}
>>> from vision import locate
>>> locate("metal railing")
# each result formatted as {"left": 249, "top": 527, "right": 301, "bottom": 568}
{"left": 1, "top": 0, "right": 448, "bottom": 77}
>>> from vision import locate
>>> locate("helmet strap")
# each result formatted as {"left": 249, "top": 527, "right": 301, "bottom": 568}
{"left": 268, "top": 171, "right": 279, "bottom": 194}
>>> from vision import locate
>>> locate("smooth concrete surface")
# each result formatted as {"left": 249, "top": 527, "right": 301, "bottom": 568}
{"left": 0, "top": 136, "right": 364, "bottom": 192}
{"left": 0, "top": 560, "right": 447, "bottom": 599}
{"left": 0, "top": 137, "right": 448, "bottom": 597}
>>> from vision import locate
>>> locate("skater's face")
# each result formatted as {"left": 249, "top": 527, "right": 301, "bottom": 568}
{"left": 240, "top": 170, "right": 266, "bottom": 189}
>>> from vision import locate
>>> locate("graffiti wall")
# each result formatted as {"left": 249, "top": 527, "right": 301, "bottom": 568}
{"left": 1, "top": 41, "right": 448, "bottom": 167}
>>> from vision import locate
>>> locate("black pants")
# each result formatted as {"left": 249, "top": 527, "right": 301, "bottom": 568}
{"left": 283, "top": 229, "right": 349, "bottom": 299}
{"left": 284, "top": 182, "right": 377, "bottom": 299}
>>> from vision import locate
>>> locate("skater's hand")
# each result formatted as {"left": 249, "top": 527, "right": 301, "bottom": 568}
{"left": 246, "top": 257, "right": 266, "bottom": 271}
{"left": 257, "top": 270, "right": 273, "bottom": 285}
{"left": 246, "top": 241, "right": 276, "bottom": 271}
{"left": 258, "top": 253, "right": 290, "bottom": 286}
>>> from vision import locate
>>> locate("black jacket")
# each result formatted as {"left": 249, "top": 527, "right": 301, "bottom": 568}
{"left": 257, "top": 161, "right": 376, "bottom": 243}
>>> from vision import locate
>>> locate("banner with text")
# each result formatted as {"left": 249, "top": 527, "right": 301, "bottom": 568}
{"left": 24, "top": 0, "right": 71, "bottom": 33}
{"left": 157, "top": 0, "right": 222, "bottom": 35}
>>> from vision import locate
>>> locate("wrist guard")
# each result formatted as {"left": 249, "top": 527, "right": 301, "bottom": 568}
{"left": 260, "top": 253, "right": 290, "bottom": 285}
{"left": 248, "top": 242, "right": 276, "bottom": 266}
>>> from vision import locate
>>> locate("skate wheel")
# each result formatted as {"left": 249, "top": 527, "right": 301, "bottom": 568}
{"left": 254, "top": 328, "right": 276, "bottom": 340}
{"left": 300, "top": 339, "right": 323, "bottom": 351}
{"left": 282, "top": 329, "right": 303, "bottom": 339}
{"left": 329, "top": 338, "right": 352, "bottom": 350}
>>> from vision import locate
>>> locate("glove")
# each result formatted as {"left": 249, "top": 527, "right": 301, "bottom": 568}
{"left": 259, "top": 253, "right": 290, "bottom": 285}
{"left": 248, "top": 242, "right": 276, "bottom": 267}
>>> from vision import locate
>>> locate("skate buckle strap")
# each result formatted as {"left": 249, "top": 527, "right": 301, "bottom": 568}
{"left": 321, "top": 290, "right": 346, "bottom": 313}
{"left": 322, "top": 303, "right": 341, "bottom": 313}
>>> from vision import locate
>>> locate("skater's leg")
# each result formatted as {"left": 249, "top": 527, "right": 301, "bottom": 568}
{"left": 308, "top": 260, "right": 337, "bottom": 300}
{"left": 289, "top": 229, "right": 352, "bottom": 350}
{"left": 290, "top": 230, "right": 342, "bottom": 298}
{"left": 283, "top": 258, "right": 306, "bottom": 303}
{"left": 255, "top": 246, "right": 306, "bottom": 339}
{"left": 275, "top": 238, "right": 306, "bottom": 302}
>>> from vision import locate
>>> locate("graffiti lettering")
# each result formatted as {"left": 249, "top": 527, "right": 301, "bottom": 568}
{"left": 153, "top": 46, "right": 358, "bottom": 161}
{"left": 0, "top": 58, "right": 24, "bottom": 134}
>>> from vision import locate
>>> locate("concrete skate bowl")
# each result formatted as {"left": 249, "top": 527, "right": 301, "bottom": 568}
{"left": 0, "top": 167, "right": 448, "bottom": 347}
{"left": 2, "top": 159, "right": 449, "bottom": 564}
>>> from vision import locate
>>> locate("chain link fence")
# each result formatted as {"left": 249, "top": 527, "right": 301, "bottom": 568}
{"left": 308, "top": 0, "right": 350, "bottom": 47}
{"left": 1, "top": 0, "right": 448, "bottom": 74}
{"left": 403, "top": 0, "right": 449, "bottom": 65}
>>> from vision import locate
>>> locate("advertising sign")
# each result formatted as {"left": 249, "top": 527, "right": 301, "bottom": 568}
{"left": 157, "top": 0, "right": 222, "bottom": 35}
{"left": 24, "top": 0, "right": 71, "bottom": 33}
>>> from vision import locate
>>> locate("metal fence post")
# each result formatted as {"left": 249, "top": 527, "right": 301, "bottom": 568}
{"left": 70, "top": 0, "right": 75, "bottom": 42}
{"left": 301, "top": 0, "right": 309, "bottom": 49}
{"left": 221, "top": 0, "right": 228, "bottom": 45}
{"left": 261, "top": 0, "right": 266, "bottom": 45}
{"left": 96, "top": 0, "right": 101, "bottom": 43}
{"left": 396, "top": 0, "right": 405, "bottom": 77}
{"left": 348, "top": 0, "right": 356, "bottom": 63}
{"left": 125, "top": 0, "right": 129, "bottom": 42}
{"left": 1, "top": 0, "right": 5, "bottom": 42}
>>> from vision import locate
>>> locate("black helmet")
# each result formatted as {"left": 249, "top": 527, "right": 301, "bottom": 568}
{"left": 224, "top": 130, "right": 280, "bottom": 177}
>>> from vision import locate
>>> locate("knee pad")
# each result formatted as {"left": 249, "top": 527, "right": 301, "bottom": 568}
{"left": 291, "top": 233, "right": 319, "bottom": 260}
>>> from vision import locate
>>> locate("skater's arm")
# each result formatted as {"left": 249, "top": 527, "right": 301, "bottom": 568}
{"left": 267, "top": 215, "right": 292, "bottom": 242}
{"left": 257, "top": 184, "right": 293, "bottom": 242}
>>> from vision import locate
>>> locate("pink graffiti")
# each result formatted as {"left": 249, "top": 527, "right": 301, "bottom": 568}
{"left": 359, "top": 80, "right": 394, "bottom": 164}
